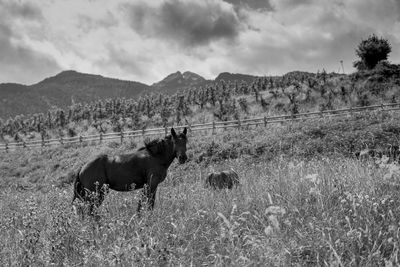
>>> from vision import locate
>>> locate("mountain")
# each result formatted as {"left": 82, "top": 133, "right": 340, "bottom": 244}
{"left": 0, "top": 71, "right": 150, "bottom": 118}
{"left": 32, "top": 70, "right": 150, "bottom": 109}
{"left": 151, "top": 71, "right": 209, "bottom": 94}
{"left": 0, "top": 70, "right": 262, "bottom": 118}
{"left": 215, "top": 72, "right": 259, "bottom": 84}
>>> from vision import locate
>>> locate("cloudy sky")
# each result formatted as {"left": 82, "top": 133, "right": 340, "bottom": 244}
{"left": 1, "top": 0, "right": 400, "bottom": 85}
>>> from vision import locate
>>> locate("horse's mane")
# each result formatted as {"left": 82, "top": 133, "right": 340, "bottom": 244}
{"left": 139, "top": 135, "right": 172, "bottom": 156}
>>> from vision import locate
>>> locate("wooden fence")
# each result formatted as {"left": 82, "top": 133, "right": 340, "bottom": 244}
{"left": 1, "top": 102, "right": 400, "bottom": 151}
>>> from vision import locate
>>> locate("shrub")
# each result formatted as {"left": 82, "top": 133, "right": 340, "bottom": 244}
{"left": 354, "top": 34, "right": 392, "bottom": 70}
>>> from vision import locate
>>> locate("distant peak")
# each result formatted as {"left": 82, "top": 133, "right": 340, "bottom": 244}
{"left": 182, "top": 71, "right": 204, "bottom": 80}
{"left": 182, "top": 71, "right": 196, "bottom": 76}
{"left": 55, "top": 70, "right": 79, "bottom": 77}
{"left": 160, "top": 71, "right": 183, "bottom": 83}
{"left": 152, "top": 70, "right": 207, "bottom": 90}
{"left": 37, "top": 70, "right": 103, "bottom": 85}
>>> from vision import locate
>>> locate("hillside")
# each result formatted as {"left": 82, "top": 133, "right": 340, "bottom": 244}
{"left": 1, "top": 63, "right": 400, "bottom": 145}
{"left": 0, "top": 83, "right": 38, "bottom": 117}
{"left": 0, "top": 70, "right": 268, "bottom": 118}
{"left": 0, "top": 71, "right": 150, "bottom": 118}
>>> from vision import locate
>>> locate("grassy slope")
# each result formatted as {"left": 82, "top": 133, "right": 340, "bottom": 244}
{"left": 1, "top": 151, "right": 399, "bottom": 265}
{"left": 1, "top": 110, "right": 400, "bottom": 265}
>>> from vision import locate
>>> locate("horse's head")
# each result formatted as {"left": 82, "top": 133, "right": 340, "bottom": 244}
{"left": 171, "top": 127, "right": 188, "bottom": 164}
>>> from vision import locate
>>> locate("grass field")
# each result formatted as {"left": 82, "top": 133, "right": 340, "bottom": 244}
{"left": 1, "top": 112, "right": 400, "bottom": 266}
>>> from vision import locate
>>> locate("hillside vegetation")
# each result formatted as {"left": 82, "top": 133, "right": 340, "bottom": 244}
{"left": 1, "top": 63, "right": 400, "bottom": 145}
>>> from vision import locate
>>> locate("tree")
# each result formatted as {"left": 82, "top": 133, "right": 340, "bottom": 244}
{"left": 354, "top": 34, "right": 391, "bottom": 70}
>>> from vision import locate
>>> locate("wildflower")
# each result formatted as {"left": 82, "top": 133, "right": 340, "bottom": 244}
{"left": 265, "top": 206, "right": 286, "bottom": 216}
{"left": 346, "top": 229, "right": 361, "bottom": 240}
{"left": 268, "top": 215, "right": 280, "bottom": 230}
{"left": 264, "top": 225, "right": 274, "bottom": 236}
{"left": 388, "top": 225, "right": 396, "bottom": 232}
{"left": 305, "top": 173, "right": 320, "bottom": 184}
{"left": 309, "top": 187, "right": 320, "bottom": 196}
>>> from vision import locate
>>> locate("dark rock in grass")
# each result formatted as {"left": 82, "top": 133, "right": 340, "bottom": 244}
{"left": 205, "top": 170, "right": 240, "bottom": 190}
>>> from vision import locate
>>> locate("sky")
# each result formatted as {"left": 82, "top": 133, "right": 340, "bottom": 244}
{"left": 1, "top": 0, "right": 400, "bottom": 85}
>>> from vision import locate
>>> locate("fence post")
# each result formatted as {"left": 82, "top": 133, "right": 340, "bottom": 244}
{"left": 237, "top": 118, "right": 241, "bottom": 130}
{"left": 164, "top": 126, "right": 168, "bottom": 136}
{"left": 79, "top": 135, "right": 83, "bottom": 144}
{"left": 264, "top": 116, "right": 267, "bottom": 127}
{"left": 5, "top": 143, "right": 8, "bottom": 152}
{"left": 59, "top": 137, "right": 63, "bottom": 145}
{"left": 41, "top": 135, "right": 45, "bottom": 147}
{"left": 100, "top": 133, "right": 103, "bottom": 144}
{"left": 212, "top": 121, "right": 216, "bottom": 135}
{"left": 23, "top": 141, "right": 27, "bottom": 149}
{"left": 120, "top": 130, "right": 124, "bottom": 144}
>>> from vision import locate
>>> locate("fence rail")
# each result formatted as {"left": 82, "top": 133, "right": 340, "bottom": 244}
{"left": 1, "top": 102, "right": 400, "bottom": 151}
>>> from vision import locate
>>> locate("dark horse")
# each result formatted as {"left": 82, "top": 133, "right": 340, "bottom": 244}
{"left": 71, "top": 127, "right": 188, "bottom": 213}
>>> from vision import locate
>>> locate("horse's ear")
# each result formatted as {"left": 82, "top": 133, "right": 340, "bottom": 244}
{"left": 171, "top": 128, "right": 177, "bottom": 138}
{"left": 183, "top": 127, "right": 187, "bottom": 136}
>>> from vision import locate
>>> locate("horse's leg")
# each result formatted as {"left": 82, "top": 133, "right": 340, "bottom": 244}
{"left": 88, "top": 184, "right": 108, "bottom": 215}
{"left": 147, "top": 186, "right": 158, "bottom": 210}
{"left": 137, "top": 184, "right": 158, "bottom": 212}
{"left": 137, "top": 186, "right": 147, "bottom": 213}
{"left": 88, "top": 192, "right": 103, "bottom": 215}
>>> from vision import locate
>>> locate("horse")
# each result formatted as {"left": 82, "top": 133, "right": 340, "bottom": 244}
{"left": 71, "top": 127, "right": 188, "bottom": 214}
{"left": 205, "top": 169, "right": 240, "bottom": 190}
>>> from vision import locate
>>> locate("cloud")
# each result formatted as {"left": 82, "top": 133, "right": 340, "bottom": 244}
{"left": 77, "top": 11, "right": 119, "bottom": 33}
{"left": 0, "top": 0, "right": 60, "bottom": 84}
{"left": 218, "top": 0, "right": 400, "bottom": 75}
{"left": 223, "top": 0, "right": 273, "bottom": 11}
{"left": 1, "top": 0, "right": 400, "bottom": 85}
{"left": 1, "top": 0, "right": 43, "bottom": 20}
{"left": 123, "top": 0, "right": 242, "bottom": 47}
{"left": 269, "top": 0, "right": 314, "bottom": 10}
{"left": 98, "top": 44, "right": 147, "bottom": 77}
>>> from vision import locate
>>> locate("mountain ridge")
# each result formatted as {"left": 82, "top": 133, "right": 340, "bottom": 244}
{"left": 0, "top": 70, "right": 150, "bottom": 118}
{"left": 0, "top": 70, "right": 261, "bottom": 118}
{"left": 150, "top": 70, "right": 210, "bottom": 94}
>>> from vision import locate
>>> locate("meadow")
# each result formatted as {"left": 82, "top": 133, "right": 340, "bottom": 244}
{"left": 1, "top": 111, "right": 400, "bottom": 266}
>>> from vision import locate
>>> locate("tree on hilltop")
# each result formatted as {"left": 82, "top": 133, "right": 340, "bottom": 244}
{"left": 354, "top": 34, "right": 391, "bottom": 70}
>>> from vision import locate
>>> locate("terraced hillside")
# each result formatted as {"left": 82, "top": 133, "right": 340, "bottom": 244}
{"left": 1, "top": 63, "right": 399, "bottom": 145}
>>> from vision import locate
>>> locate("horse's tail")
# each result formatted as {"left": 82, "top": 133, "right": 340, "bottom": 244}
{"left": 71, "top": 171, "right": 83, "bottom": 204}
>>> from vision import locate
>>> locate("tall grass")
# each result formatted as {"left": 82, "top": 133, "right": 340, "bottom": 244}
{"left": 1, "top": 156, "right": 399, "bottom": 266}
